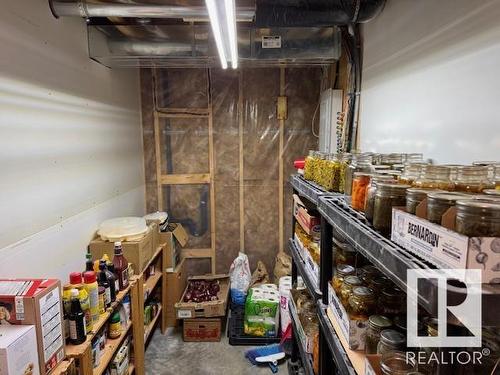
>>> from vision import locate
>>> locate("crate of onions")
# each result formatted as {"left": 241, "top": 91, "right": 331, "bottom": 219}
{"left": 175, "top": 274, "right": 230, "bottom": 319}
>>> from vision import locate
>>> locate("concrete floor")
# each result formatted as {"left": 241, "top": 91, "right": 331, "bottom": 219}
{"left": 145, "top": 326, "right": 287, "bottom": 375}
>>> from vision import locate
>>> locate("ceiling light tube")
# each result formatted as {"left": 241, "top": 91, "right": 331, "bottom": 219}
{"left": 205, "top": 0, "right": 227, "bottom": 69}
{"left": 224, "top": 0, "right": 238, "bottom": 69}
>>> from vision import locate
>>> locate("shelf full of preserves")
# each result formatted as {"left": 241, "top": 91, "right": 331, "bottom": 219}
{"left": 290, "top": 238, "right": 322, "bottom": 300}
{"left": 290, "top": 174, "right": 336, "bottom": 205}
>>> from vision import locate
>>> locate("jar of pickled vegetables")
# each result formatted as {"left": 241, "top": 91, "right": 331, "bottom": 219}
{"left": 313, "top": 152, "right": 327, "bottom": 185}
{"left": 373, "top": 183, "right": 411, "bottom": 236}
{"left": 339, "top": 275, "right": 363, "bottom": 307}
{"left": 348, "top": 286, "right": 376, "bottom": 321}
{"left": 333, "top": 238, "right": 356, "bottom": 266}
{"left": 319, "top": 154, "right": 339, "bottom": 191}
{"left": 377, "top": 287, "right": 405, "bottom": 318}
{"left": 303, "top": 150, "right": 317, "bottom": 181}
{"left": 414, "top": 165, "right": 454, "bottom": 190}
{"left": 399, "top": 163, "right": 427, "bottom": 186}
{"left": 377, "top": 329, "right": 406, "bottom": 355}
{"left": 455, "top": 200, "right": 500, "bottom": 237}
{"left": 365, "top": 315, "right": 392, "bottom": 354}
{"left": 344, "top": 154, "right": 374, "bottom": 196}
{"left": 406, "top": 188, "right": 440, "bottom": 215}
{"left": 454, "top": 166, "right": 494, "bottom": 193}
{"left": 338, "top": 153, "right": 352, "bottom": 194}
{"left": 365, "top": 175, "right": 396, "bottom": 223}
{"left": 351, "top": 172, "right": 372, "bottom": 211}
{"left": 332, "top": 264, "right": 356, "bottom": 294}
{"left": 426, "top": 192, "right": 472, "bottom": 224}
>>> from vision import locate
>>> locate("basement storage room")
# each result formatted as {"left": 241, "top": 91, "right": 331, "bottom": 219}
{"left": 1, "top": 0, "right": 500, "bottom": 375}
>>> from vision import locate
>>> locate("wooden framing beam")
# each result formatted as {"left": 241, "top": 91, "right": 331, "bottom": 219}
{"left": 278, "top": 67, "right": 285, "bottom": 254}
{"left": 160, "top": 173, "right": 210, "bottom": 185}
{"left": 156, "top": 108, "right": 210, "bottom": 118}
{"left": 207, "top": 69, "right": 216, "bottom": 274}
{"left": 153, "top": 112, "right": 163, "bottom": 210}
{"left": 238, "top": 71, "right": 245, "bottom": 253}
{"left": 182, "top": 248, "right": 213, "bottom": 259}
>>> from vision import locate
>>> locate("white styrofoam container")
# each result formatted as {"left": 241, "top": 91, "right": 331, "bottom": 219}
{"left": 0, "top": 325, "right": 40, "bottom": 375}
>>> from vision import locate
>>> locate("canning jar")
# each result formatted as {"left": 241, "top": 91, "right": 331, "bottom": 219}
{"left": 338, "top": 153, "right": 352, "bottom": 194}
{"left": 414, "top": 165, "right": 454, "bottom": 190}
{"left": 381, "top": 153, "right": 404, "bottom": 168}
{"left": 454, "top": 166, "right": 494, "bottom": 193}
{"left": 377, "top": 329, "right": 406, "bottom": 355}
{"left": 377, "top": 287, "right": 406, "bottom": 318}
{"left": 455, "top": 200, "right": 500, "bottom": 237}
{"left": 365, "top": 175, "right": 396, "bottom": 223}
{"left": 365, "top": 315, "right": 392, "bottom": 354}
{"left": 348, "top": 286, "right": 376, "bottom": 321}
{"left": 373, "top": 165, "right": 391, "bottom": 172}
{"left": 426, "top": 192, "right": 472, "bottom": 224}
{"left": 317, "top": 154, "right": 337, "bottom": 190}
{"left": 373, "top": 183, "right": 411, "bottom": 236}
{"left": 313, "top": 152, "right": 327, "bottom": 186}
{"left": 495, "top": 164, "right": 500, "bottom": 189}
{"left": 483, "top": 189, "right": 500, "bottom": 198}
{"left": 352, "top": 172, "right": 372, "bottom": 211}
{"left": 399, "top": 163, "right": 427, "bottom": 186}
{"left": 303, "top": 150, "right": 317, "bottom": 181}
{"left": 333, "top": 238, "right": 356, "bottom": 267}
{"left": 404, "top": 153, "right": 424, "bottom": 164}
{"left": 358, "top": 265, "right": 382, "bottom": 285}
{"left": 344, "top": 154, "right": 374, "bottom": 196}
{"left": 380, "top": 351, "right": 417, "bottom": 375}
{"left": 339, "top": 275, "right": 363, "bottom": 307}
{"left": 368, "top": 275, "right": 391, "bottom": 297}
{"left": 379, "top": 170, "right": 402, "bottom": 180}
{"left": 332, "top": 264, "right": 356, "bottom": 294}
{"left": 406, "top": 188, "right": 440, "bottom": 215}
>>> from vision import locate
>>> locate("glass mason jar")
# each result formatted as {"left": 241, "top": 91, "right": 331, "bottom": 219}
{"left": 426, "top": 192, "right": 472, "bottom": 224}
{"left": 333, "top": 238, "right": 356, "bottom": 267}
{"left": 495, "top": 164, "right": 500, "bottom": 189}
{"left": 373, "top": 165, "right": 391, "bottom": 172}
{"left": 352, "top": 172, "right": 372, "bottom": 211}
{"left": 381, "top": 153, "right": 404, "bottom": 168}
{"left": 303, "top": 150, "right": 317, "bottom": 181}
{"left": 339, "top": 275, "right": 363, "bottom": 308}
{"left": 338, "top": 153, "right": 352, "bottom": 194}
{"left": 380, "top": 351, "right": 417, "bottom": 375}
{"left": 454, "top": 166, "right": 494, "bottom": 193}
{"left": 365, "top": 315, "right": 392, "bottom": 354}
{"left": 344, "top": 153, "right": 374, "bottom": 196}
{"left": 455, "top": 200, "right": 500, "bottom": 237}
{"left": 358, "top": 265, "right": 382, "bottom": 285}
{"left": 373, "top": 183, "right": 411, "bottom": 236}
{"left": 404, "top": 153, "right": 424, "bottom": 164}
{"left": 347, "top": 286, "right": 376, "bottom": 321}
{"left": 414, "top": 165, "right": 454, "bottom": 191}
{"left": 365, "top": 175, "right": 397, "bottom": 223}
{"left": 482, "top": 189, "right": 500, "bottom": 199}
{"left": 377, "top": 287, "right": 406, "bottom": 319}
{"left": 377, "top": 329, "right": 406, "bottom": 355}
{"left": 379, "top": 170, "right": 402, "bottom": 180}
{"left": 406, "top": 188, "right": 441, "bottom": 215}
{"left": 332, "top": 264, "right": 356, "bottom": 294}
{"left": 313, "top": 152, "right": 327, "bottom": 186}
{"left": 399, "top": 163, "right": 428, "bottom": 186}
{"left": 368, "top": 275, "right": 391, "bottom": 298}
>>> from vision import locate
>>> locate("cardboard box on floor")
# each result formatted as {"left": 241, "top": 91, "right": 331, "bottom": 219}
{"left": 0, "top": 279, "right": 64, "bottom": 375}
{"left": 159, "top": 223, "right": 188, "bottom": 272}
{"left": 183, "top": 318, "right": 222, "bottom": 342}
{"left": 89, "top": 223, "right": 157, "bottom": 274}
{"left": 174, "top": 274, "right": 230, "bottom": 319}
{"left": 164, "top": 258, "right": 187, "bottom": 328}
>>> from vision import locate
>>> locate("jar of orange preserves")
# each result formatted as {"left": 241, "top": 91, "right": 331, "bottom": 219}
{"left": 351, "top": 172, "right": 372, "bottom": 211}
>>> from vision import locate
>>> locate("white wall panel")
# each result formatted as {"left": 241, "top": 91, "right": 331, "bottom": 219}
{"left": 360, "top": 0, "right": 500, "bottom": 164}
{"left": 0, "top": 0, "right": 145, "bottom": 280}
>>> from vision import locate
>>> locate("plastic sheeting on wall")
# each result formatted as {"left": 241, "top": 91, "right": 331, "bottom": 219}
{"left": 141, "top": 67, "right": 321, "bottom": 275}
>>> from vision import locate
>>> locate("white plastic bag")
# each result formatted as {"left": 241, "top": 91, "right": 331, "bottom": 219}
{"left": 229, "top": 252, "right": 252, "bottom": 305}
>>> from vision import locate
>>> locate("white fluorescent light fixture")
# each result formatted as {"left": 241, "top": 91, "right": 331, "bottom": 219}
{"left": 205, "top": 0, "right": 238, "bottom": 69}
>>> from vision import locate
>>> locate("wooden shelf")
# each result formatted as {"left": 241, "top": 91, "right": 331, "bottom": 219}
{"left": 94, "top": 321, "right": 132, "bottom": 375}
{"left": 51, "top": 358, "right": 75, "bottom": 375}
{"left": 66, "top": 283, "right": 132, "bottom": 357}
{"left": 144, "top": 306, "right": 162, "bottom": 342}
{"left": 144, "top": 246, "right": 163, "bottom": 272}
{"left": 128, "top": 363, "right": 135, "bottom": 374}
{"left": 144, "top": 272, "right": 162, "bottom": 298}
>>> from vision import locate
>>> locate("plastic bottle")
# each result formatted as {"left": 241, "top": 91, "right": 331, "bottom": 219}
{"left": 112, "top": 242, "right": 129, "bottom": 291}
{"left": 107, "top": 262, "right": 120, "bottom": 299}
{"left": 83, "top": 271, "right": 100, "bottom": 323}
{"left": 69, "top": 289, "right": 86, "bottom": 345}
{"left": 98, "top": 261, "right": 112, "bottom": 308}
{"left": 69, "top": 272, "right": 93, "bottom": 333}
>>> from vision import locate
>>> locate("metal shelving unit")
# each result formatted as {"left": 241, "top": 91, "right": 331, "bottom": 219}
{"left": 289, "top": 238, "right": 321, "bottom": 300}
{"left": 290, "top": 174, "right": 333, "bottom": 205}
{"left": 289, "top": 298, "right": 315, "bottom": 375}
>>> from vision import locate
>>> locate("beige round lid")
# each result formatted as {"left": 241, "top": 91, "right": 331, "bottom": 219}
{"left": 98, "top": 217, "right": 148, "bottom": 242}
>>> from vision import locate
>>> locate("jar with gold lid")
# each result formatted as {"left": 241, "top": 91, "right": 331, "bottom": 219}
{"left": 454, "top": 166, "right": 494, "bottom": 193}
{"left": 455, "top": 199, "right": 500, "bottom": 237}
{"left": 339, "top": 275, "right": 363, "bottom": 307}
{"left": 414, "top": 165, "right": 454, "bottom": 191}
{"left": 333, "top": 238, "right": 356, "bottom": 267}
{"left": 365, "top": 315, "right": 392, "bottom": 354}
{"left": 332, "top": 264, "right": 355, "bottom": 294}
{"left": 426, "top": 192, "right": 472, "bottom": 224}
{"left": 348, "top": 286, "right": 376, "bottom": 321}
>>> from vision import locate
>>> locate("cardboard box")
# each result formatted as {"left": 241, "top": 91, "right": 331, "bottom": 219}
{"left": 164, "top": 259, "right": 187, "bottom": 328}
{"left": 160, "top": 223, "right": 188, "bottom": 272}
{"left": 175, "top": 274, "right": 229, "bottom": 319}
{"left": 293, "top": 194, "right": 320, "bottom": 236}
{"left": 0, "top": 325, "right": 40, "bottom": 375}
{"left": 0, "top": 279, "right": 64, "bottom": 375}
{"left": 327, "top": 283, "right": 367, "bottom": 351}
{"left": 293, "top": 234, "right": 319, "bottom": 288}
{"left": 182, "top": 318, "right": 222, "bottom": 342}
{"left": 90, "top": 223, "right": 155, "bottom": 274}
{"left": 391, "top": 206, "right": 500, "bottom": 283}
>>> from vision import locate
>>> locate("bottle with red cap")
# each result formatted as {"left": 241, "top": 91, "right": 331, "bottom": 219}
{"left": 83, "top": 271, "right": 100, "bottom": 323}
{"left": 69, "top": 272, "right": 92, "bottom": 333}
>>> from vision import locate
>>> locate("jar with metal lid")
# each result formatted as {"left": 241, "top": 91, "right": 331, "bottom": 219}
{"left": 352, "top": 172, "right": 372, "bottom": 211}
{"left": 426, "top": 192, "right": 472, "bottom": 224}
{"left": 380, "top": 351, "right": 417, "bottom": 375}
{"left": 339, "top": 275, "right": 363, "bottom": 307}
{"left": 373, "top": 183, "right": 411, "bottom": 236}
{"left": 404, "top": 153, "right": 424, "bottom": 164}
{"left": 358, "top": 265, "right": 381, "bottom": 285}
{"left": 365, "top": 175, "right": 396, "bottom": 223}
{"left": 373, "top": 165, "right": 391, "bottom": 171}
{"left": 365, "top": 315, "right": 392, "bottom": 354}
{"left": 454, "top": 166, "right": 494, "bottom": 193}
{"left": 406, "top": 188, "right": 441, "bottom": 215}
{"left": 495, "top": 164, "right": 500, "bottom": 189}
{"left": 379, "top": 170, "right": 402, "bottom": 180}
{"left": 303, "top": 150, "right": 317, "bottom": 181}
{"left": 414, "top": 165, "right": 454, "bottom": 191}
{"left": 399, "top": 163, "right": 428, "bottom": 186}
{"left": 333, "top": 238, "right": 356, "bottom": 266}
{"left": 338, "top": 153, "right": 352, "bottom": 194}
{"left": 377, "top": 287, "right": 406, "bottom": 318}
{"left": 381, "top": 153, "right": 404, "bottom": 168}
{"left": 313, "top": 152, "right": 327, "bottom": 185}
{"left": 348, "top": 286, "right": 376, "bottom": 321}
{"left": 317, "top": 153, "right": 337, "bottom": 190}
{"left": 332, "top": 264, "right": 356, "bottom": 294}
{"left": 456, "top": 200, "right": 500, "bottom": 237}
{"left": 344, "top": 153, "right": 374, "bottom": 196}
{"left": 368, "top": 275, "right": 391, "bottom": 297}
{"left": 377, "top": 329, "right": 406, "bottom": 355}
